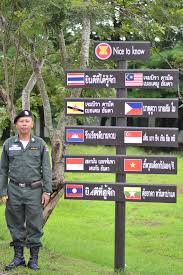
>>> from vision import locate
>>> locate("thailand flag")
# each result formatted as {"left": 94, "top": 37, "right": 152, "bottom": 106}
{"left": 66, "top": 129, "right": 84, "bottom": 142}
{"left": 67, "top": 73, "right": 85, "bottom": 86}
{"left": 125, "top": 73, "right": 143, "bottom": 86}
{"left": 66, "top": 158, "right": 84, "bottom": 171}
{"left": 124, "top": 131, "right": 142, "bottom": 144}
{"left": 125, "top": 102, "right": 143, "bottom": 115}
{"left": 65, "top": 184, "right": 83, "bottom": 197}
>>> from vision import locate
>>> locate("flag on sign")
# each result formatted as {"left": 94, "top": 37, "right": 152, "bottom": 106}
{"left": 66, "top": 158, "right": 84, "bottom": 171}
{"left": 125, "top": 73, "right": 143, "bottom": 87}
{"left": 124, "top": 131, "right": 142, "bottom": 144}
{"left": 65, "top": 184, "right": 83, "bottom": 197}
{"left": 66, "top": 129, "right": 84, "bottom": 142}
{"left": 67, "top": 73, "right": 85, "bottom": 86}
{"left": 125, "top": 102, "right": 143, "bottom": 115}
{"left": 124, "top": 187, "right": 141, "bottom": 200}
{"left": 95, "top": 43, "right": 112, "bottom": 60}
{"left": 124, "top": 159, "right": 142, "bottom": 172}
{"left": 67, "top": 101, "right": 84, "bottom": 114}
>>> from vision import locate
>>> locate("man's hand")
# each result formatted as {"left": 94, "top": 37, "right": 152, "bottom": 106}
{"left": 41, "top": 192, "right": 50, "bottom": 208}
{"left": 0, "top": 195, "right": 8, "bottom": 205}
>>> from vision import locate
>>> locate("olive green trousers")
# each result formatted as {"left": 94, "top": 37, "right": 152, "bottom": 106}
{"left": 6, "top": 181, "right": 43, "bottom": 248}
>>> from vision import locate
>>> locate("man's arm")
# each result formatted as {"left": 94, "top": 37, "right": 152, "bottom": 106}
{"left": 0, "top": 143, "right": 9, "bottom": 197}
{"left": 41, "top": 143, "right": 52, "bottom": 194}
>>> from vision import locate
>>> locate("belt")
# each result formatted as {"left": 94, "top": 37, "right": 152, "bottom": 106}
{"left": 10, "top": 179, "right": 42, "bottom": 188}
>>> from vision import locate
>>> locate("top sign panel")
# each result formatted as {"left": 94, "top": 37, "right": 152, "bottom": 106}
{"left": 65, "top": 69, "right": 179, "bottom": 89}
{"left": 94, "top": 41, "right": 151, "bottom": 60}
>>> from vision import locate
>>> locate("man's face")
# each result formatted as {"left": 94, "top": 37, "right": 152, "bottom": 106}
{"left": 15, "top": 117, "right": 34, "bottom": 135}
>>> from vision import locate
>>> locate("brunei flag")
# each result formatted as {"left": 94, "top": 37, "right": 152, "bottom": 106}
{"left": 67, "top": 101, "right": 84, "bottom": 115}
{"left": 124, "top": 187, "right": 141, "bottom": 200}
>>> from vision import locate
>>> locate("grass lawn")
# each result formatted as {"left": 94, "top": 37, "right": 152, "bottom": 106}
{"left": 0, "top": 145, "right": 183, "bottom": 274}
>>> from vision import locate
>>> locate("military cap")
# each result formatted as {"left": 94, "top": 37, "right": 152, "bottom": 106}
{"left": 14, "top": 110, "right": 33, "bottom": 124}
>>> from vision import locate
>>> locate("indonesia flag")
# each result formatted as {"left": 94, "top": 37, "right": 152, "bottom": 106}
{"left": 124, "top": 159, "right": 142, "bottom": 172}
{"left": 125, "top": 102, "right": 143, "bottom": 115}
{"left": 67, "top": 73, "right": 85, "bottom": 86}
{"left": 124, "top": 131, "right": 142, "bottom": 144}
{"left": 66, "top": 158, "right": 84, "bottom": 171}
{"left": 65, "top": 184, "right": 83, "bottom": 197}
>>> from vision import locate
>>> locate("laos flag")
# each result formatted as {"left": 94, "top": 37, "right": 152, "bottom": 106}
{"left": 65, "top": 184, "right": 84, "bottom": 198}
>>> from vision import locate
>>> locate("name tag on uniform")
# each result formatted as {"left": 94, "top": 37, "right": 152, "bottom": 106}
{"left": 9, "top": 145, "right": 21, "bottom": 151}
{"left": 30, "top": 147, "right": 39, "bottom": 150}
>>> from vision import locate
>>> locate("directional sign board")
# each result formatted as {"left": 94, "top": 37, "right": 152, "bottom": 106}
{"left": 94, "top": 41, "right": 151, "bottom": 60}
{"left": 65, "top": 98, "right": 178, "bottom": 118}
{"left": 64, "top": 182, "right": 177, "bottom": 203}
{"left": 65, "top": 69, "right": 179, "bottom": 89}
{"left": 64, "top": 155, "right": 177, "bottom": 174}
{"left": 65, "top": 126, "right": 178, "bottom": 147}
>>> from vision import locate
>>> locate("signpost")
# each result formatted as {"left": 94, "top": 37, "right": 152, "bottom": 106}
{"left": 64, "top": 182, "right": 177, "bottom": 203}
{"left": 65, "top": 69, "right": 179, "bottom": 89}
{"left": 65, "top": 98, "right": 178, "bottom": 118}
{"left": 64, "top": 40, "right": 178, "bottom": 271}
{"left": 64, "top": 155, "right": 177, "bottom": 174}
{"left": 65, "top": 126, "right": 178, "bottom": 147}
{"left": 94, "top": 41, "right": 151, "bottom": 60}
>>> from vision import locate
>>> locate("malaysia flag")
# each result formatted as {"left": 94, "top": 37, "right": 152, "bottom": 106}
{"left": 125, "top": 102, "right": 143, "bottom": 115}
{"left": 66, "top": 129, "right": 84, "bottom": 142}
{"left": 67, "top": 73, "right": 85, "bottom": 86}
{"left": 66, "top": 158, "right": 84, "bottom": 171}
{"left": 125, "top": 73, "right": 143, "bottom": 87}
{"left": 124, "top": 159, "right": 142, "bottom": 172}
{"left": 65, "top": 184, "right": 83, "bottom": 197}
{"left": 124, "top": 131, "right": 142, "bottom": 144}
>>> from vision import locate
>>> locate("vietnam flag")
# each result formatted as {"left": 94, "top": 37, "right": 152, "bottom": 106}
{"left": 124, "top": 159, "right": 142, "bottom": 172}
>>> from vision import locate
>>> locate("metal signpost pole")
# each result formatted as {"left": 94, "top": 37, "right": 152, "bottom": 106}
{"left": 115, "top": 60, "right": 127, "bottom": 270}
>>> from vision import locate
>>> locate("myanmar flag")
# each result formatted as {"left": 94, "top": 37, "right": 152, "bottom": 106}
{"left": 124, "top": 187, "right": 141, "bottom": 200}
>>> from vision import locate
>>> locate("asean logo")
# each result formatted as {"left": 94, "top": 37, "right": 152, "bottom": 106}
{"left": 95, "top": 43, "right": 112, "bottom": 60}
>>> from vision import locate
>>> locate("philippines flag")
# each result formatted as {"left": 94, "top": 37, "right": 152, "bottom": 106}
{"left": 66, "top": 158, "right": 84, "bottom": 171}
{"left": 124, "top": 131, "right": 142, "bottom": 144}
{"left": 125, "top": 102, "right": 143, "bottom": 115}
{"left": 65, "top": 184, "right": 83, "bottom": 197}
{"left": 125, "top": 73, "right": 143, "bottom": 87}
{"left": 124, "top": 159, "right": 142, "bottom": 172}
{"left": 67, "top": 73, "right": 85, "bottom": 86}
{"left": 66, "top": 129, "right": 84, "bottom": 142}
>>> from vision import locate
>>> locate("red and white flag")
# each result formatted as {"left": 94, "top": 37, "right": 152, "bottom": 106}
{"left": 124, "top": 131, "right": 142, "bottom": 144}
{"left": 66, "top": 158, "right": 84, "bottom": 171}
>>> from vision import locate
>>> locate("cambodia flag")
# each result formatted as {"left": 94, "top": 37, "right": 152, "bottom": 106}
{"left": 125, "top": 102, "right": 143, "bottom": 115}
{"left": 65, "top": 184, "right": 83, "bottom": 197}
{"left": 66, "top": 129, "right": 84, "bottom": 142}
{"left": 124, "top": 159, "right": 142, "bottom": 172}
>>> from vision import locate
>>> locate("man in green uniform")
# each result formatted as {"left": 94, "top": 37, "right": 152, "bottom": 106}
{"left": 0, "top": 110, "right": 52, "bottom": 271}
